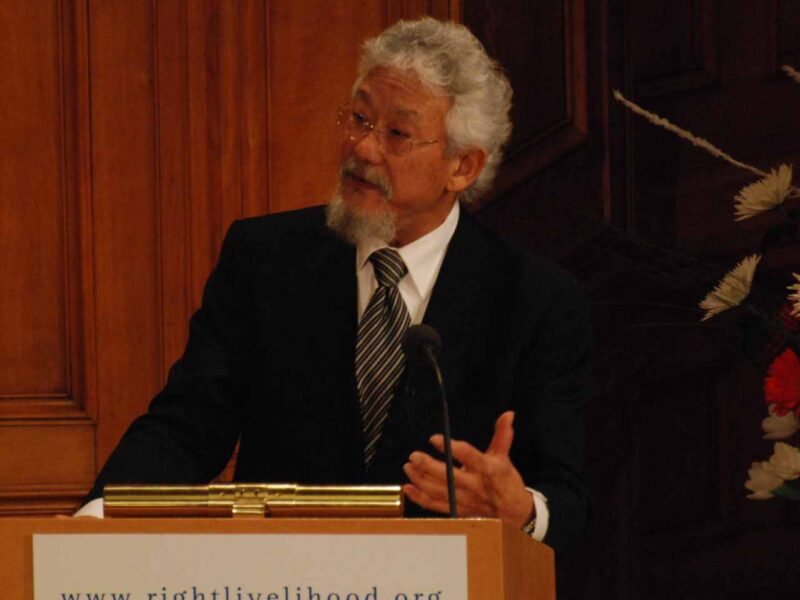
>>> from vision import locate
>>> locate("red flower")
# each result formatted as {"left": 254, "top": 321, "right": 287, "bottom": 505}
{"left": 765, "top": 348, "right": 800, "bottom": 416}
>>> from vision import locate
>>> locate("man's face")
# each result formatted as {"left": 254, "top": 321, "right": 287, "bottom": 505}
{"left": 335, "top": 67, "right": 461, "bottom": 246}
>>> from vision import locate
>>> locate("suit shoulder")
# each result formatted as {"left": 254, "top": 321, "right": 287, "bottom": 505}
{"left": 219, "top": 206, "right": 339, "bottom": 265}
{"left": 516, "top": 244, "right": 583, "bottom": 298}
{"left": 465, "top": 214, "right": 583, "bottom": 301}
{"left": 230, "top": 205, "right": 327, "bottom": 245}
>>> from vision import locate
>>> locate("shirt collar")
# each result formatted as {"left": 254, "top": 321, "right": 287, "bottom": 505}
{"left": 356, "top": 201, "right": 460, "bottom": 298}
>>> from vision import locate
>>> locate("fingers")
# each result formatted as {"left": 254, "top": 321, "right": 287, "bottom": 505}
{"left": 404, "top": 451, "right": 481, "bottom": 493}
{"left": 403, "top": 484, "right": 452, "bottom": 515}
{"left": 487, "top": 411, "right": 514, "bottom": 456}
{"left": 402, "top": 453, "right": 493, "bottom": 515}
{"left": 428, "top": 435, "right": 487, "bottom": 472}
{"left": 405, "top": 412, "right": 531, "bottom": 527}
{"left": 428, "top": 410, "right": 516, "bottom": 460}
{"left": 402, "top": 482, "right": 493, "bottom": 517}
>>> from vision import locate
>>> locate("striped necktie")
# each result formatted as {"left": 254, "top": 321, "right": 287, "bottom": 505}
{"left": 356, "top": 248, "right": 411, "bottom": 466}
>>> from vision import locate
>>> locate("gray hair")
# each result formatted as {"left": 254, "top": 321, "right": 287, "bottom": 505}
{"left": 357, "top": 18, "right": 513, "bottom": 203}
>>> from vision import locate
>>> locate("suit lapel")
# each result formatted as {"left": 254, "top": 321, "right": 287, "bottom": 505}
{"left": 305, "top": 224, "right": 357, "bottom": 353}
{"left": 303, "top": 224, "right": 365, "bottom": 478}
{"left": 423, "top": 210, "right": 502, "bottom": 368}
{"left": 407, "top": 210, "right": 505, "bottom": 439}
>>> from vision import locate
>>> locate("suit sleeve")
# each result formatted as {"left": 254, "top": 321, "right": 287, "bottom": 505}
{"left": 511, "top": 276, "right": 591, "bottom": 556}
{"left": 87, "top": 221, "right": 251, "bottom": 500}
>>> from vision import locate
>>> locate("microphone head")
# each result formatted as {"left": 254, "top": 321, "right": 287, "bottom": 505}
{"left": 402, "top": 324, "right": 442, "bottom": 365}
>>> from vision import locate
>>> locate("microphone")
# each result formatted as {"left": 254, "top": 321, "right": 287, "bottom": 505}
{"left": 402, "top": 325, "right": 457, "bottom": 518}
{"left": 402, "top": 324, "right": 442, "bottom": 366}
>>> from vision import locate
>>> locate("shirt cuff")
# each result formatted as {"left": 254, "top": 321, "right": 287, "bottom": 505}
{"left": 524, "top": 487, "right": 549, "bottom": 542}
{"left": 73, "top": 497, "right": 104, "bottom": 518}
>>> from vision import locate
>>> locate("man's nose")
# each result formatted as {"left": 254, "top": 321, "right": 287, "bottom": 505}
{"left": 348, "top": 128, "right": 384, "bottom": 164}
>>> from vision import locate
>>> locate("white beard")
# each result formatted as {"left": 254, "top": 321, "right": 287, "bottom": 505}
{"left": 325, "top": 186, "right": 396, "bottom": 246}
{"left": 326, "top": 156, "right": 396, "bottom": 245}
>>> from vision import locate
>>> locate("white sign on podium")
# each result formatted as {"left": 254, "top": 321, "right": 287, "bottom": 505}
{"left": 33, "top": 533, "right": 467, "bottom": 600}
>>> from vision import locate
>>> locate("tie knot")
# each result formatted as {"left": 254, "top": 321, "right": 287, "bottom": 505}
{"left": 369, "top": 248, "right": 407, "bottom": 287}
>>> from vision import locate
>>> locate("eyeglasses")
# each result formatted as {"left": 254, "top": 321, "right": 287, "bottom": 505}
{"left": 336, "top": 105, "right": 441, "bottom": 157}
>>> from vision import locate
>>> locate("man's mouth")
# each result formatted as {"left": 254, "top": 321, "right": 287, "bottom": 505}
{"left": 341, "top": 161, "right": 391, "bottom": 198}
{"left": 344, "top": 171, "right": 378, "bottom": 190}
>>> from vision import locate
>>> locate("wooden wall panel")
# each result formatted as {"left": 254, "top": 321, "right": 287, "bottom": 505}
{"left": 0, "top": 424, "right": 94, "bottom": 487}
{"left": 630, "top": 0, "right": 718, "bottom": 97}
{"left": 155, "top": 0, "right": 193, "bottom": 374}
{"left": 0, "top": 423, "right": 94, "bottom": 515}
{"left": 465, "top": 0, "right": 590, "bottom": 209}
{"left": 184, "top": 0, "right": 270, "bottom": 309}
{"left": 0, "top": 1, "right": 68, "bottom": 395}
{"left": 266, "top": 2, "right": 385, "bottom": 213}
{"left": 239, "top": 1, "right": 270, "bottom": 220}
{"left": 471, "top": 0, "right": 598, "bottom": 269}
{"left": 2, "top": 0, "right": 459, "bottom": 512}
{"left": 385, "top": 0, "right": 456, "bottom": 23}
{"left": 779, "top": 0, "right": 800, "bottom": 64}
{"left": 551, "top": 1, "right": 800, "bottom": 598}
{"left": 626, "top": 0, "right": 800, "bottom": 252}
{"left": 185, "top": 0, "right": 218, "bottom": 309}
{"left": 467, "top": 2, "right": 569, "bottom": 148}
{"left": 0, "top": 0, "right": 95, "bottom": 514}
{"left": 632, "top": 380, "right": 720, "bottom": 530}
{"left": 155, "top": 0, "right": 270, "bottom": 371}
{"left": 453, "top": 0, "right": 800, "bottom": 597}
{"left": 89, "top": 0, "right": 164, "bottom": 464}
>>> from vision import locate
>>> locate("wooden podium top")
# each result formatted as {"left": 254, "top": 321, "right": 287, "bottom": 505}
{"left": 0, "top": 517, "right": 554, "bottom": 600}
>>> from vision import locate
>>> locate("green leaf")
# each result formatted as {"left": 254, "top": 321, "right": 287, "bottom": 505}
{"left": 773, "top": 483, "right": 800, "bottom": 500}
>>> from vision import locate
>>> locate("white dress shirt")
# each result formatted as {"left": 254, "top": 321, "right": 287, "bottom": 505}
{"left": 78, "top": 201, "right": 549, "bottom": 541}
{"left": 356, "top": 198, "right": 460, "bottom": 325}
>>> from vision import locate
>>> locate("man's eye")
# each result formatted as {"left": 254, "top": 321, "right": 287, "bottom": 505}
{"left": 352, "top": 112, "right": 370, "bottom": 127}
{"left": 387, "top": 128, "right": 411, "bottom": 140}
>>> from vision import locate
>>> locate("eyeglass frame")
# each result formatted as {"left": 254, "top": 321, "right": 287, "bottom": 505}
{"left": 336, "top": 104, "right": 442, "bottom": 157}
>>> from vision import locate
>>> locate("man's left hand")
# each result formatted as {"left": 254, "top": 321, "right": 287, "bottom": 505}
{"left": 402, "top": 410, "right": 534, "bottom": 529}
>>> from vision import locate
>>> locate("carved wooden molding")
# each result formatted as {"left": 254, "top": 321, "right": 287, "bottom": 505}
{"left": 467, "top": 0, "right": 589, "bottom": 206}
{"left": 0, "top": 484, "right": 87, "bottom": 516}
{"left": 0, "top": 398, "right": 93, "bottom": 422}
{"left": 631, "top": 0, "right": 719, "bottom": 98}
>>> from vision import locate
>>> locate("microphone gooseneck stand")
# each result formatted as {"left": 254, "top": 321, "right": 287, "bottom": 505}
{"left": 403, "top": 325, "right": 457, "bottom": 518}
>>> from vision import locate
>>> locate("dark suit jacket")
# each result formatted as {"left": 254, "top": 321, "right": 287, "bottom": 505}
{"left": 90, "top": 205, "right": 591, "bottom": 555}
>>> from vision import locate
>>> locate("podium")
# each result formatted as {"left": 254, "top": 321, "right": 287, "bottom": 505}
{"left": 0, "top": 517, "right": 555, "bottom": 599}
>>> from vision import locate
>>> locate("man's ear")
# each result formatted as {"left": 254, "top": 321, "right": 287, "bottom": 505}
{"left": 446, "top": 148, "right": 488, "bottom": 194}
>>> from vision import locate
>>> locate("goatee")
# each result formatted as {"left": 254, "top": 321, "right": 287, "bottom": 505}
{"left": 326, "top": 157, "right": 396, "bottom": 245}
{"left": 326, "top": 188, "right": 396, "bottom": 246}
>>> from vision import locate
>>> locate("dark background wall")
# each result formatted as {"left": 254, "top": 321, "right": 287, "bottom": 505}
{"left": 471, "top": 1, "right": 800, "bottom": 598}
{"left": 1, "top": 1, "right": 798, "bottom": 598}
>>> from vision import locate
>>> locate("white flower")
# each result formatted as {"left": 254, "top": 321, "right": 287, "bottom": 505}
{"left": 782, "top": 64, "right": 800, "bottom": 85}
{"left": 762, "top": 405, "right": 800, "bottom": 440}
{"left": 745, "top": 461, "right": 784, "bottom": 499}
{"left": 733, "top": 164, "right": 793, "bottom": 221}
{"left": 768, "top": 442, "right": 800, "bottom": 480}
{"left": 789, "top": 273, "right": 800, "bottom": 317}
{"left": 699, "top": 254, "right": 761, "bottom": 321}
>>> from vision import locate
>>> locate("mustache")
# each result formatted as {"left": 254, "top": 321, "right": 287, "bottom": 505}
{"left": 340, "top": 157, "right": 392, "bottom": 198}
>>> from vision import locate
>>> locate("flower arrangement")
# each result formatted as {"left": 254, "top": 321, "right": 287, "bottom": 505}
{"left": 614, "top": 73, "right": 800, "bottom": 501}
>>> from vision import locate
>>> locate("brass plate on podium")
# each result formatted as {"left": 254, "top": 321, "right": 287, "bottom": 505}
{"left": 104, "top": 483, "right": 404, "bottom": 518}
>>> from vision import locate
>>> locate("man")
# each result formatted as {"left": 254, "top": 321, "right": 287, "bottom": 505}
{"left": 80, "top": 18, "right": 590, "bottom": 556}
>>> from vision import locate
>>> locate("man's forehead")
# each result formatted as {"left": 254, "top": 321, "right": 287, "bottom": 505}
{"left": 352, "top": 88, "right": 422, "bottom": 120}
{"left": 352, "top": 75, "right": 454, "bottom": 129}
